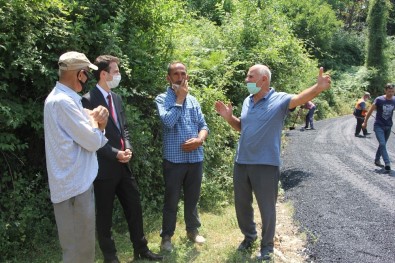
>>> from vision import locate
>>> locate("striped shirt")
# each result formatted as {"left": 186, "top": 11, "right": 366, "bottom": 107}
{"left": 155, "top": 87, "right": 209, "bottom": 163}
{"left": 44, "top": 82, "right": 108, "bottom": 203}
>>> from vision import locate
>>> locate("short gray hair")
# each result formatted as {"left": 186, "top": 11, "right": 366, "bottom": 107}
{"left": 256, "top": 64, "right": 271, "bottom": 83}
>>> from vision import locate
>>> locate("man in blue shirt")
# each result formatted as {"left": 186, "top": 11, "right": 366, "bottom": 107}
{"left": 363, "top": 83, "right": 395, "bottom": 172}
{"left": 155, "top": 62, "right": 209, "bottom": 252}
{"left": 215, "top": 64, "right": 331, "bottom": 261}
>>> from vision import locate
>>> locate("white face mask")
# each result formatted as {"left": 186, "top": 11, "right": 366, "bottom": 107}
{"left": 106, "top": 74, "right": 121, "bottom": 89}
{"left": 172, "top": 83, "right": 180, "bottom": 91}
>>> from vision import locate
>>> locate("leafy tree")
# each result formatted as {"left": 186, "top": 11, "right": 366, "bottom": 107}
{"left": 324, "top": 29, "right": 366, "bottom": 70}
{"left": 365, "top": 0, "right": 391, "bottom": 95}
{"left": 326, "top": 0, "right": 369, "bottom": 31}
{"left": 384, "top": 0, "right": 395, "bottom": 35}
{"left": 277, "top": 0, "right": 342, "bottom": 62}
{"left": 185, "top": 0, "right": 234, "bottom": 25}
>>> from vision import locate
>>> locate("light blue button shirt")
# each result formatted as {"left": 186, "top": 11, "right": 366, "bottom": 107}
{"left": 44, "top": 82, "right": 108, "bottom": 203}
{"left": 236, "top": 88, "right": 292, "bottom": 166}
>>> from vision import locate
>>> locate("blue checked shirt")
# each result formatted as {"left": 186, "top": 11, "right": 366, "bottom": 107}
{"left": 155, "top": 87, "right": 209, "bottom": 163}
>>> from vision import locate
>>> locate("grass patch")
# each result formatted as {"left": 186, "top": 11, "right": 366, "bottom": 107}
{"left": 10, "top": 197, "right": 306, "bottom": 262}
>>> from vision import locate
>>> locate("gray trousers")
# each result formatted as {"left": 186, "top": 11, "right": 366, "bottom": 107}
{"left": 234, "top": 163, "right": 279, "bottom": 251}
{"left": 53, "top": 185, "right": 95, "bottom": 263}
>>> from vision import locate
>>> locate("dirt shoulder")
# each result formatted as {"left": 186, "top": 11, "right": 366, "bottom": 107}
{"left": 273, "top": 197, "right": 307, "bottom": 262}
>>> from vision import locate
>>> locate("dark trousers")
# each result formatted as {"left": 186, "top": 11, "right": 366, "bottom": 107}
{"left": 233, "top": 163, "right": 279, "bottom": 252}
{"left": 305, "top": 106, "right": 316, "bottom": 128}
{"left": 161, "top": 160, "right": 203, "bottom": 237}
{"left": 355, "top": 117, "right": 368, "bottom": 135}
{"left": 94, "top": 166, "right": 148, "bottom": 261}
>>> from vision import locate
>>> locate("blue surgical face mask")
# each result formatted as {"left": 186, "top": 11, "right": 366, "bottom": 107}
{"left": 247, "top": 82, "right": 261, "bottom": 95}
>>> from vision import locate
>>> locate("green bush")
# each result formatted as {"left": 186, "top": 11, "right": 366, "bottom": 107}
{"left": 324, "top": 29, "right": 366, "bottom": 70}
{"left": 192, "top": 86, "right": 238, "bottom": 209}
{"left": 0, "top": 172, "right": 55, "bottom": 261}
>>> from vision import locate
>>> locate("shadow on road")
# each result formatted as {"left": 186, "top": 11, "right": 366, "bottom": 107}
{"left": 280, "top": 169, "right": 313, "bottom": 191}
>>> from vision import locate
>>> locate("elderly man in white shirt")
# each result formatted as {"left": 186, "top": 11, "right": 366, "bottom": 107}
{"left": 44, "top": 51, "right": 109, "bottom": 263}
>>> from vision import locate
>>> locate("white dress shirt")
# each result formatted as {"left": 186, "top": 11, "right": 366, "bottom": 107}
{"left": 44, "top": 82, "right": 108, "bottom": 203}
{"left": 96, "top": 84, "right": 120, "bottom": 129}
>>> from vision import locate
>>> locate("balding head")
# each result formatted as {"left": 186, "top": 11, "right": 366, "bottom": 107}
{"left": 245, "top": 64, "right": 272, "bottom": 94}
{"left": 251, "top": 64, "right": 271, "bottom": 84}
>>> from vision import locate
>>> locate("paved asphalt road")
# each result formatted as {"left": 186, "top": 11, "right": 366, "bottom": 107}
{"left": 281, "top": 114, "right": 395, "bottom": 263}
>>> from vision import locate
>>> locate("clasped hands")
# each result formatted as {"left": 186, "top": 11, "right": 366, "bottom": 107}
{"left": 182, "top": 137, "right": 202, "bottom": 152}
{"left": 117, "top": 148, "right": 132, "bottom": 163}
{"left": 84, "top": 105, "right": 109, "bottom": 131}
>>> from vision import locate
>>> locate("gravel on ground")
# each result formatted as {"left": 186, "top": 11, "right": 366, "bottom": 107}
{"left": 281, "top": 114, "right": 395, "bottom": 263}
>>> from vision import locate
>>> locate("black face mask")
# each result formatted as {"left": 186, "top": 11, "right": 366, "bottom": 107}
{"left": 77, "top": 70, "right": 90, "bottom": 92}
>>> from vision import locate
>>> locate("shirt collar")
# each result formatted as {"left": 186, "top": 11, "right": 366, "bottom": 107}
{"left": 96, "top": 84, "right": 111, "bottom": 98}
{"left": 249, "top": 87, "right": 274, "bottom": 103}
{"left": 55, "top": 81, "right": 82, "bottom": 102}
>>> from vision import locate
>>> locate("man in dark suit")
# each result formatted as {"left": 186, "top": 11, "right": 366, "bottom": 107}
{"left": 82, "top": 55, "right": 163, "bottom": 263}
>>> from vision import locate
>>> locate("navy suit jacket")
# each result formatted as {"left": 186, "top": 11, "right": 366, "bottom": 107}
{"left": 82, "top": 86, "right": 133, "bottom": 179}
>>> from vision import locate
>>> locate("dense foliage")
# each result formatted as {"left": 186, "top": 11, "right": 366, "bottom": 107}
{"left": 365, "top": 0, "right": 391, "bottom": 95}
{"left": 1, "top": 0, "right": 394, "bottom": 260}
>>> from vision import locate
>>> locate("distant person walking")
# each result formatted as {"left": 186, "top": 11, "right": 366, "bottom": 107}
{"left": 354, "top": 92, "right": 371, "bottom": 137}
{"left": 363, "top": 84, "right": 395, "bottom": 172}
{"left": 302, "top": 101, "right": 316, "bottom": 130}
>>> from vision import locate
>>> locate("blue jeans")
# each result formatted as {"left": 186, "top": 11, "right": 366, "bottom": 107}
{"left": 374, "top": 125, "right": 392, "bottom": 166}
{"left": 305, "top": 106, "right": 316, "bottom": 128}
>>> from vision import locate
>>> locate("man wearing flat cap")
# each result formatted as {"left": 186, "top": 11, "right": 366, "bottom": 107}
{"left": 44, "top": 51, "right": 109, "bottom": 262}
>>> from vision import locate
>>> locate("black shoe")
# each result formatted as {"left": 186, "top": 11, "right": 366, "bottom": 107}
{"left": 385, "top": 165, "right": 391, "bottom": 172}
{"left": 257, "top": 247, "right": 274, "bottom": 262}
{"left": 355, "top": 134, "right": 365, "bottom": 138}
{"left": 365, "top": 132, "right": 371, "bottom": 135}
{"left": 135, "top": 249, "right": 164, "bottom": 261}
{"left": 375, "top": 160, "right": 384, "bottom": 167}
{"left": 257, "top": 251, "right": 273, "bottom": 262}
{"left": 237, "top": 237, "right": 257, "bottom": 251}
